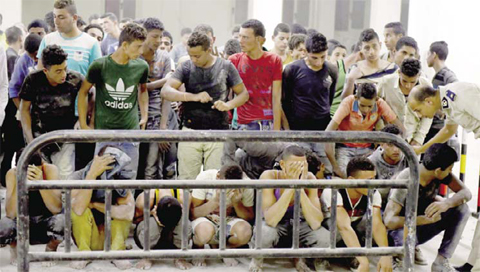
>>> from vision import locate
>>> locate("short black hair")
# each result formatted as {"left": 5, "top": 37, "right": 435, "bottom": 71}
{"left": 42, "top": 45, "right": 68, "bottom": 69}
{"left": 381, "top": 124, "right": 403, "bottom": 137}
{"left": 118, "top": 23, "right": 147, "bottom": 46}
{"left": 180, "top": 27, "right": 192, "bottom": 37}
{"left": 88, "top": 14, "right": 100, "bottom": 23}
{"left": 346, "top": 157, "right": 375, "bottom": 178}
{"left": 384, "top": 22, "right": 405, "bottom": 36}
{"left": 162, "top": 30, "right": 173, "bottom": 43}
{"left": 193, "top": 24, "right": 214, "bottom": 37}
{"left": 400, "top": 58, "right": 421, "bottom": 77}
{"left": 395, "top": 36, "right": 418, "bottom": 53}
{"left": 306, "top": 28, "right": 318, "bottom": 36}
{"left": 273, "top": 23, "right": 290, "bottom": 36}
{"left": 232, "top": 25, "right": 240, "bottom": 35}
{"left": 241, "top": 19, "right": 265, "bottom": 37}
{"left": 291, "top": 23, "right": 307, "bottom": 35}
{"left": 133, "top": 18, "right": 145, "bottom": 25}
{"left": 282, "top": 145, "right": 306, "bottom": 161}
{"left": 101, "top": 12, "right": 118, "bottom": 23}
{"left": 351, "top": 41, "right": 362, "bottom": 53}
{"left": 27, "top": 19, "right": 49, "bottom": 33}
{"left": 16, "top": 148, "right": 42, "bottom": 166}
{"left": 120, "top": 17, "right": 132, "bottom": 24}
{"left": 187, "top": 31, "right": 210, "bottom": 51}
{"left": 356, "top": 83, "right": 377, "bottom": 100}
{"left": 359, "top": 28, "right": 379, "bottom": 43}
{"left": 306, "top": 151, "right": 322, "bottom": 174}
{"left": 84, "top": 23, "right": 104, "bottom": 39}
{"left": 411, "top": 85, "right": 437, "bottom": 102}
{"left": 143, "top": 17, "right": 164, "bottom": 32}
{"left": 53, "top": 0, "right": 77, "bottom": 16}
{"left": 329, "top": 43, "right": 347, "bottom": 56}
{"left": 24, "top": 34, "right": 42, "bottom": 54}
{"left": 288, "top": 34, "right": 306, "bottom": 51}
{"left": 429, "top": 41, "right": 449, "bottom": 61}
{"left": 224, "top": 38, "right": 241, "bottom": 56}
{"left": 77, "top": 17, "right": 87, "bottom": 28}
{"left": 44, "top": 12, "right": 55, "bottom": 31}
{"left": 423, "top": 143, "right": 458, "bottom": 171}
{"left": 305, "top": 32, "right": 328, "bottom": 54}
{"left": 327, "top": 39, "right": 340, "bottom": 52}
{"left": 218, "top": 164, "right": 243, "bottom": 180}
{"left": 6, "top": 26, "right": 23, "bottom": 45}
{"left": 156, "top": 196, "right": 182, "bottom": 229}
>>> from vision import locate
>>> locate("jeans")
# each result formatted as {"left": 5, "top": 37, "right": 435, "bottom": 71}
{"left": 0, "top": 214, "right": 64, "bottom": 245}
{"left": 389, "top": 203, "right": 470, "bottom": 258}
{"left": 237, "top": 120, "right": 273, "bottom": 131}
{"left": 94, "top": 142, "right": 140, "bottom": 180}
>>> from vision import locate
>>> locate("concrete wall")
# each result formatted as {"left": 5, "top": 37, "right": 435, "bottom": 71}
{"left": 0, "top": 0, "right": 22, "bottom": 31}
{"left": 249, "top": 0, "right": 282, "bottom": 49}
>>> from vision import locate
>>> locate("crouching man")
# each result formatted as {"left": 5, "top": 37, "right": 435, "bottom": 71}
{"left": 69, "top": 146, "right": 135, "bottom": 270}
{"left": 250, "top": 146, "right": 330, "bottom": 272}
{"left": 0, "top": 149, "right": 63, "bottom": 267}
{"left": 384, "top": 143, "right": 471, "bottom": 272}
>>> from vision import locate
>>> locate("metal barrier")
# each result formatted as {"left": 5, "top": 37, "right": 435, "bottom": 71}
{"left": 16, "top": 130, "right": 420, "bottom": 272}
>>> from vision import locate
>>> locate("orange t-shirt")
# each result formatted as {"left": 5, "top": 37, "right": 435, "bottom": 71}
{"left": 332, "top": 95, "right": 397, "bottom": 148}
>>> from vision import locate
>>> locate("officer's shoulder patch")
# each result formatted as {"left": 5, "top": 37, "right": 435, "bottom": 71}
{"left": 442, "top": 97, "right": 449, "bottom": 109}
{"left": 446, "top": 90, "right": 457, "bottom": 101}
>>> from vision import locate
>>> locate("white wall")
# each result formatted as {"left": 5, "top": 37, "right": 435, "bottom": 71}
{"left": 310, "top": 0, "right": 335, "bottom": 40}
{"left": 369, "top": 0, "right": 402, "bottom": 56}
{"left": 249, "top": 0, "right": 282, "bottom": 49}
{"left": 0, "top": 0, "right": 22, "bottom": 30}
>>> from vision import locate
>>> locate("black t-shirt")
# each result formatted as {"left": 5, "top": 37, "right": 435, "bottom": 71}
{"left": 19, "top": 70, "right": 83, "bottom": 137}
{"left": 282, "top": 59, "right": 337, "bottom": 121}
{"left": 172, "top": 57, "right": 243, "bottom": 130}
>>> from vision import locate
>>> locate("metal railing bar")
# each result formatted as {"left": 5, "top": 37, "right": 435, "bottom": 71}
{"left": 64, "top": 190, "right": 72, "bottom": 253}
{"left": 181, "top": 189, "right": 190, "bottom": 251}
{"left": 329, "top": 189, "right": 338, "bottom": 249}
{"left": 292, "top": 189, "right": 300, "bottom": 249}
{"left": 104, "top": 189, "right": 112, "bottom": 252}
{"left": 219, "top": 189, "right": 227, "bottom": 250}
{"left": 143, "top": 189, "right": 150, "bottom": 251}
{"left": 254, "top": 189, "right": 263, "bottom": 250}
{"left": 365, "top": 189, "right": 373, "bottom": 249}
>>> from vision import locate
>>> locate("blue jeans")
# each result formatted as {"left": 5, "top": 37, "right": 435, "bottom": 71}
{"left": 94, "top": 142, "right": 140, "bottom": 180}
{"left": 237, "top": 120, "right": 273, "bottom": 131}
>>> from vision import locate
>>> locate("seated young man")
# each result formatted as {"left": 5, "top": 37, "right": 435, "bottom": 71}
{"left": 322, "top": 157, "right": 392, "bottom": 272}
{"left": 384, "top": 143, "right": 471, "bottom": 271}
{"left": 325, "top": 82, "right": 404, "bottom": 178}
{"left": 0, "top": 149, "right": 63, "bottom": 267}
{"left": 69, "top": 146, "right": 135, "bottom": 270}
{"left": 249, "top": 146, "right": 330, "bottom": 272}
{"left": 191, "top": 164, "right": 254, "bottom": 267}
{"left": 133, "top": 189, "right": 191, "bottom": 270}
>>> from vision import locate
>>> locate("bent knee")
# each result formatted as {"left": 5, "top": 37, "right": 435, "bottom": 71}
{"left": 231, "top": 221, "right": 252, "bottom": 244}
{"left": 194, "top": 222, "right": 215, "bottom": 245}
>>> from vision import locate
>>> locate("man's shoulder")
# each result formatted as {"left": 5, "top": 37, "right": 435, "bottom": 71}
{"left": 76, "top": 32, "right": 99, "bottom": 48}
{"left": 131, "top": 58, "right": 149, "bottom": 68}
{"left": 25, "top": 69, "right": 45, "bottom": 82}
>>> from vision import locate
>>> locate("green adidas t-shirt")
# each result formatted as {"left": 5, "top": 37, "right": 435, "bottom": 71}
{"left": 87, "top": 55, "right": 149, "bottom": 129}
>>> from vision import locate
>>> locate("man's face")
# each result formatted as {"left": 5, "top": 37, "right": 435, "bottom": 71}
{"left": 53, "top": 8, "right": 75, "bottom": 34}
{"left": 145, "top": 29, "right": 163, "bottom": 52}
{"left": 307, "top": 51, "right": 327, "bottom": 69}
{"left": 239, "top": 27, "right": 261, "bottom": 53}
{"left": 435, "top": 164, "right": 453, "bottom": 180}
{"left": 407, "top": 91, "right": 437, "bottom": 119}
{"left": 280, "top": 155, "right": 307, "bottom": 176}
{"left": 188, "top": 45, "right": 210, "bottom": 68}
{"left": 357, "top": 97, "right": 376, "bottom": 116}
{"left": 272, "top": 31, "right": 290, "bottom": 52}
{"left": 350, "top": 170, "right": 376, "bottom": 195}
{"left": 383, "top": 28, "right": 402, "bottom": 51}
{"left": 44, "top": 61, "right": 68, "bottom": 85}
{"left": 291, "top": 43, "right": 307, "bottom": 60}
{"left": 381, "top": 143, "right": 402, "bottom": 163}
{"left": 28, "top": 27, "right": 47, "bottom": 38}
{"left": 103, "top": 18, "right": 116, "bottom": 34}
{"left": 159, "top": 36, "right": 173, "bottom": 52}
{"left": 361, "top": 39, "right": 381, "bottom": 62}
{"left": 87, "top": 27, "right": 103, "bottom": 44}
{"left": 393, "top": 45, "right": 417, "bottom": 67}
{"left": 399, "top": 71, "right": 419, "bottom": 93}
{"left": 426, "top": 50, "right": 435, "bottom": 68}
{"left": 330, "top": 47, "right": 347, "bottom": 64}
{"left": 122, "top": 40, "right": 144, "bottom": 60}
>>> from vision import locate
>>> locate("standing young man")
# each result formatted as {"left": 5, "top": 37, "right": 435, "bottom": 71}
{"left": 100, "top": 12, "right": 121, "bottom": 55}
{"left": 392, "top": 36, "right": 418, "bottom": 67}
{"left": 288, "top": 34, "right": 307, "bottom": 61}
{"left": 27, "top": 19, "right": 49, "bottom": 38}
{"left": 78, "top": 23, "right": 149, "bottom": 179}
{"left": 170, "top": 27, "right": 192, "bottom": 64}
{"left": 382, "top": 22, "right": 405, "bottom": 62}
{"left": 5, "top": 26, "right": 23, "bottom": 80}
{"left": 230, "top": 19, "right": 283, "bottom": 130}
{"left": 270, "top": 23, "right": 292, "bottom": 65}
{"left": 38, "top": 0, "right": 101, "bottom": 76}
{"left": 19, "top": 45, "right": 83, "bottom": 179}
{"left": 160, "top": 31, "right": 248, "bottom": 180}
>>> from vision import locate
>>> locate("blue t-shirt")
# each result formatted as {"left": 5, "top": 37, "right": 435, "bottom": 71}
{"left": 9, "top": 53, "right": 36, "bottom": 98}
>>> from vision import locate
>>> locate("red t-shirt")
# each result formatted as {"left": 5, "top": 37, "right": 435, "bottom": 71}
{"left": 229, "top": 52, "right": 283, "bottom": 124}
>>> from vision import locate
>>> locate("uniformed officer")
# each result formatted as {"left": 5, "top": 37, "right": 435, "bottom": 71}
{"left": 407, "top": 82, "right": 480, "bottom": 155}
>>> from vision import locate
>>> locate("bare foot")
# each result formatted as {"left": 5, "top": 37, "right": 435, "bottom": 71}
{"left": 192, "top": 258, "right": 207, "bottom": 267}
{"left": 135, "top": 259, "right": 153, "bottom": 270}
{"left": 223, "top": 258, "right": 239, "bottom": 267}
{"left": 174, "top": 259, "right": 193, "bottom": 270}
{"left": 112, "top": 260, "right": 132, "bottom": 270}
{"left": 249, "top": 258, "right": 263, "bottom": 272}
{"left": 294, "top": 258, "right": 312, "bottom": 272}
{"left": 69, "top": 260, "right": 91, "bottom": 270}
{"left": 9, "top": 246, "right": 17, "bottom": 266}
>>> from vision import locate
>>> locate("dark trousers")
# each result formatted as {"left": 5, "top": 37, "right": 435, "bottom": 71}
{"left": 1, "top": 99, "right": 25, "bottom": 187}
{"left": 0, "top": 214, "right": 65, "bottom": 245}
{"left": 290, "top": 116, "right": 331, "bottom": 131}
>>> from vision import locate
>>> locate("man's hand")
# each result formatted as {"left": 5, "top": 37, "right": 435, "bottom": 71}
{"left": 194, "top": 92, "right": 213, "bottom": 103}
{"left": 88, "top": 155, "right": 115, "bottom": 178}
{"left": 229, "top": 189, "right": 243, "bottom": 204}
{"left": 377, "top": 256, "right": 392, "bottom": 272}
{"left": 158, "top": 142, "right": 171, "bottom": 153}
{"left": 425, "top": 201, "right": 450, "bottom": 219}
{"left": 357, "top": 258, "right": 370, "bottom": 272}
{"left": 284, "top": 161, "right": 303, "bottom": 180}
{"left": 212, "top": 101, "right": 232, "bottom": 111}
{"left": 299, "top": 161, "right": 308, "bottom": 180}
{"left": 139, "top": 118, "right": 147, "bottom": 130}
{"left": 409, "top": 139, "right": 421, "bottom": 147}
{"left": 27, "top": 165, "right": 43, "bottom": 181}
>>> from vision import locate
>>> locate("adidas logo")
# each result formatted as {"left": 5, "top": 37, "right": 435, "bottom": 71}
{"left": 105, "top": 78, "right": 134, "bottom": 109}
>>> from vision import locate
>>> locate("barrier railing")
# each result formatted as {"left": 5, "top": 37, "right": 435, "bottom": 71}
{"left": 16, "top": 130, "right": 420, "bottom": 272}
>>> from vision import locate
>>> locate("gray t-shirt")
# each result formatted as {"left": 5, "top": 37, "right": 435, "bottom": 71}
{"left": 368, "top": 147, "right": 408, "bottom": 206}
{"left": 173, "top": 57, "right": 243, "bottom": 129}
{"left": 101, "top": 34, "right": 118, "bottom": 56}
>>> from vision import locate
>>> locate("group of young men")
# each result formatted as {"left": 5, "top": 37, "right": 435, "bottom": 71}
{"left": 0, "top": 0, "right": 480, "bottom": 271}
